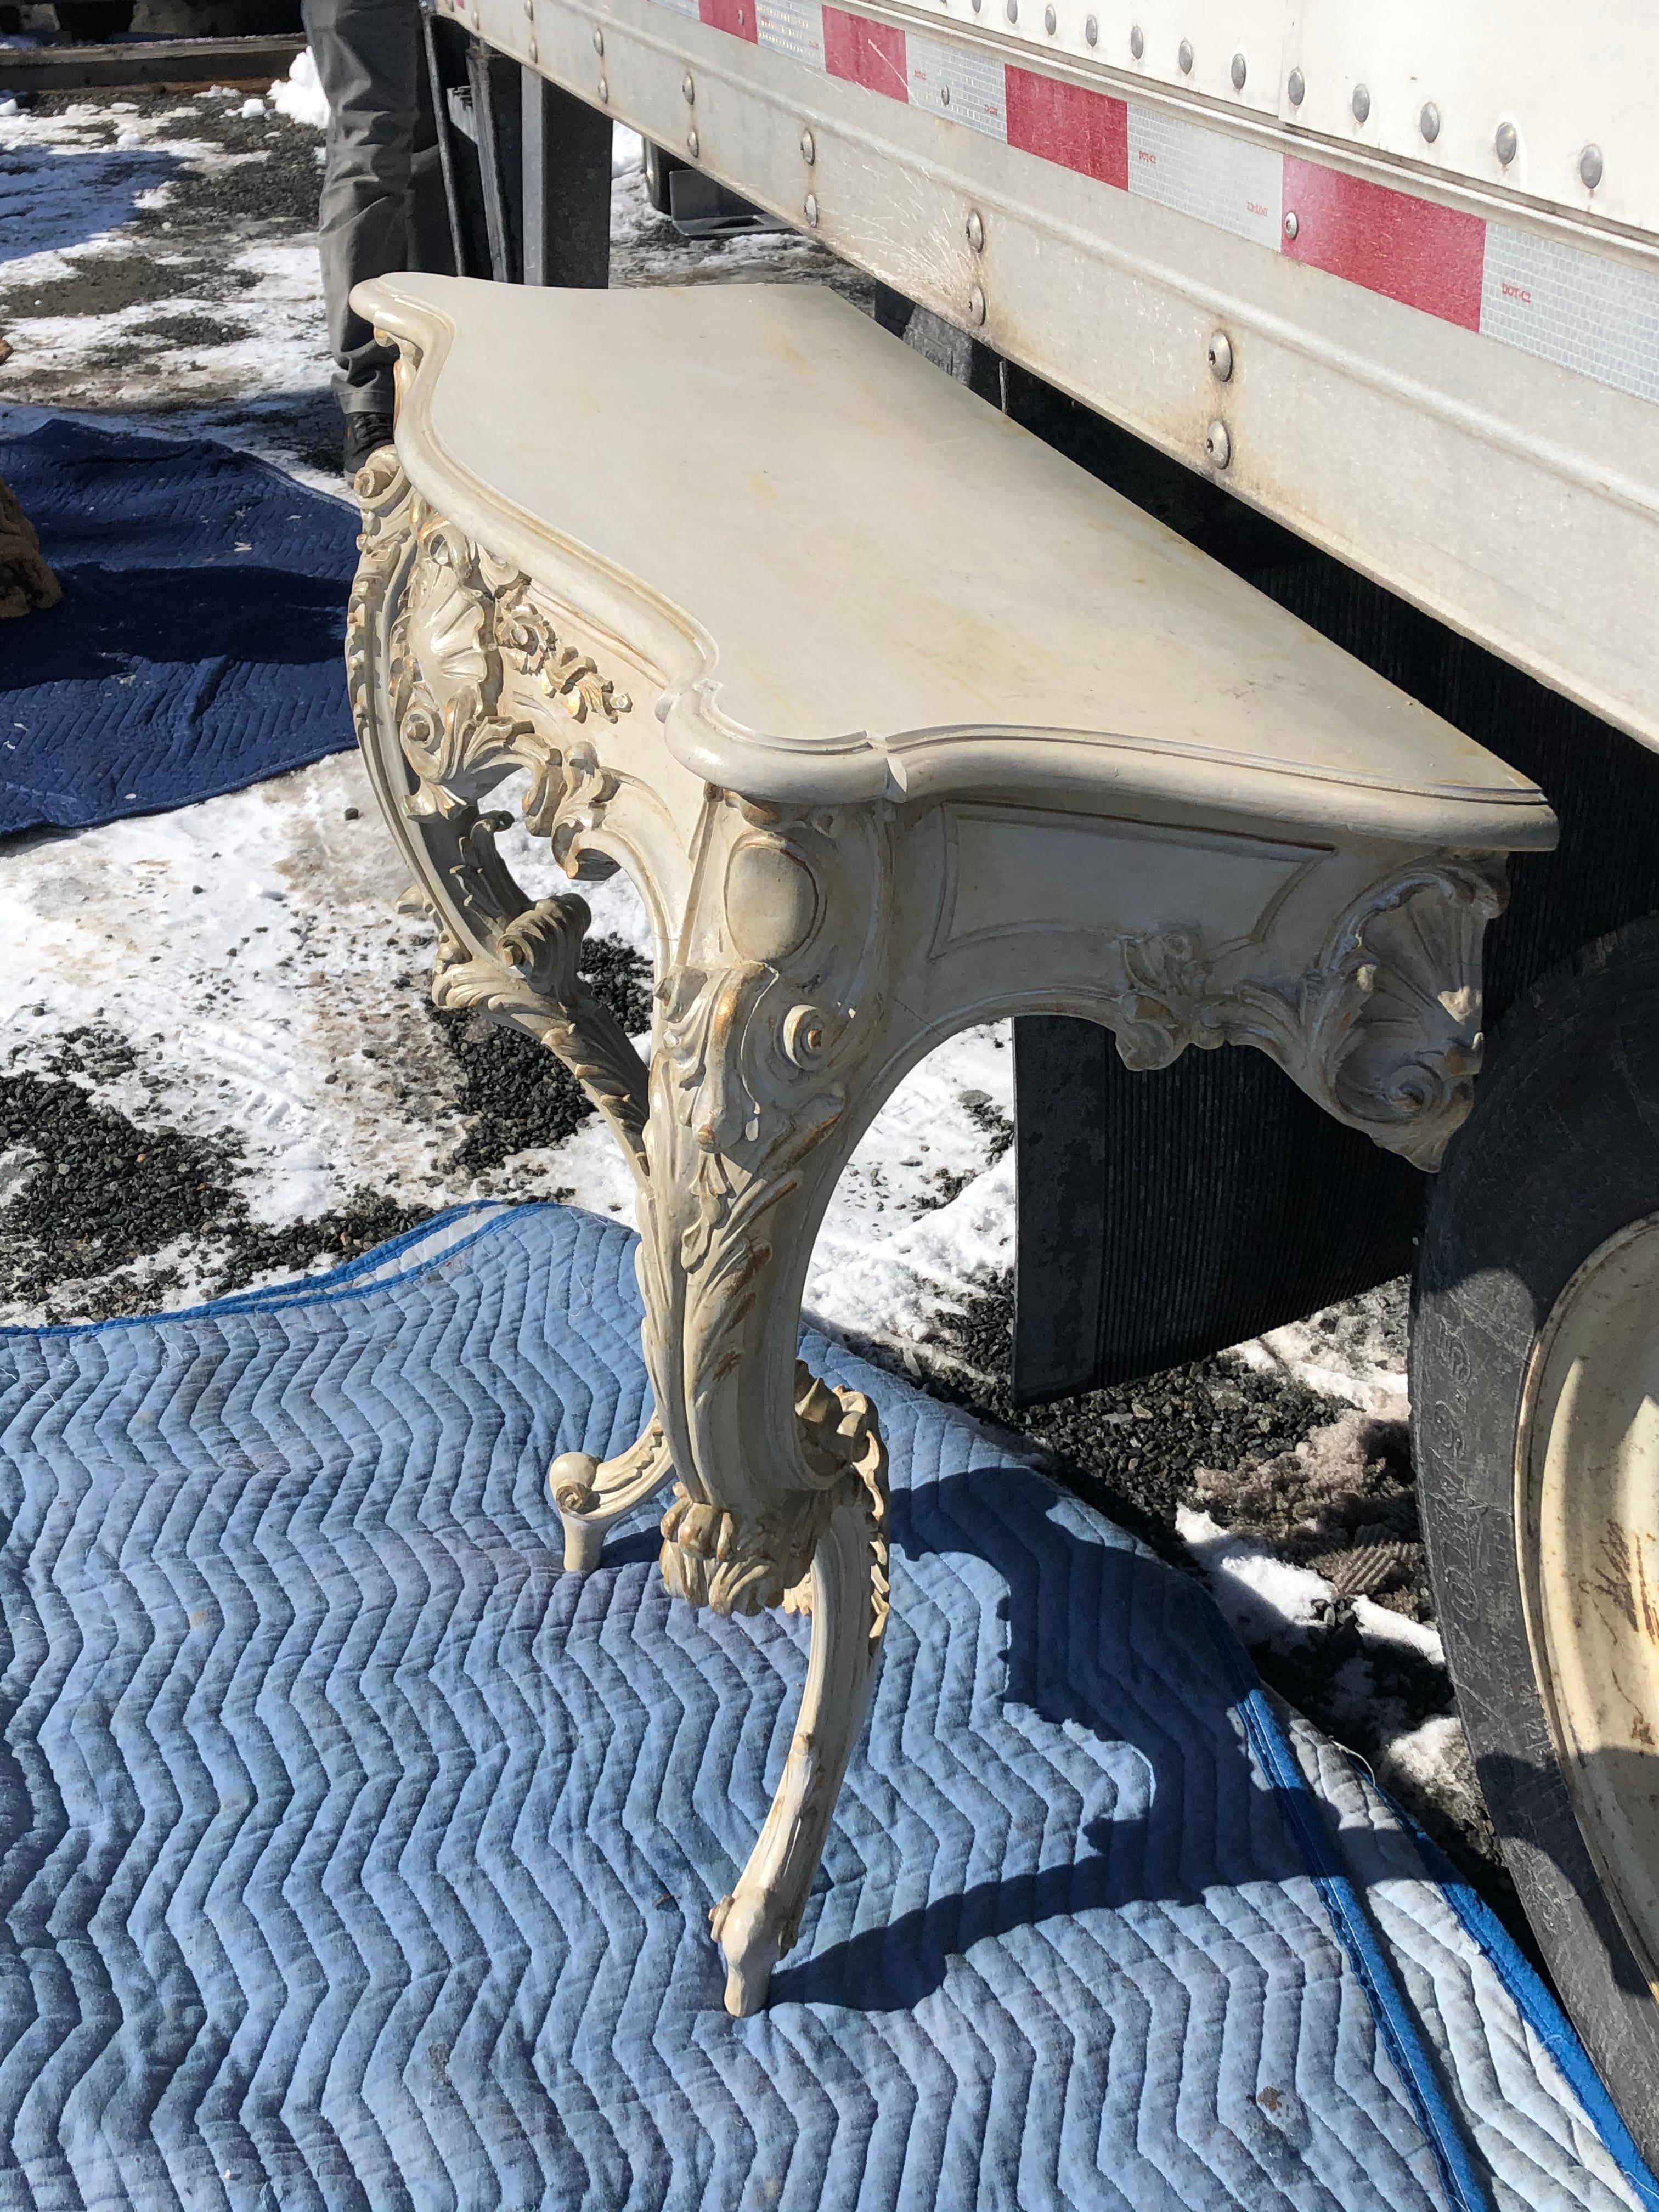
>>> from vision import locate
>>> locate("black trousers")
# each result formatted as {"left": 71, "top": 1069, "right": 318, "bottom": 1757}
{"left": 302, "top": 0, "right": 453, "bottom": 415}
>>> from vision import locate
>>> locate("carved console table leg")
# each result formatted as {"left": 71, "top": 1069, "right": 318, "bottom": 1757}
{"left": 624, "top": 793, "right": 904, "bottom": 2010}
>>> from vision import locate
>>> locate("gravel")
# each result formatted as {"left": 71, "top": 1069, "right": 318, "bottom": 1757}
{"left": 129, "top": 105, "right": 325, "bottom": 233}
{"left": 909, "top": 1268, "right": 1339, "bottom": 1557}
{"left": 428, "top": 935, "right": 652, "bottom": 1177}
{"left": 0, "top": 1029, "right": 241, "bottom": 1311}
{"left": 127, "top": 308, "right": 253, "bottom": 347}
{"left": 0, "top": 937, "right": 651, "bottom": 1315}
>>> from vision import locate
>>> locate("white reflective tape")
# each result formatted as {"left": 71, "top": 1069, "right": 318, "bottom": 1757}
{"left": 1126, "top": 103, "right": 1282, "bottom": 251}
{"left": 1480, "top": 224, "right": 1659, "bottom": 408}
{"left": 653, "top": 0, "right": 700, "bottom": 19}
{"left": 757, "top": 0, "right": 825, "bottom": 70}
{"left": 905, "top": 29, "right": 1008, "bottom": 139}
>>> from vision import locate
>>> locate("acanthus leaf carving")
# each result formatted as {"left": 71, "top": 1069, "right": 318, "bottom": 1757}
{"left": 637, "top": 796, "right": 895, "bottom": 1616}
{"left": 349, "top": 452, "right": 652, "bottom": 1159}
{"left": 1107, "top": 928, "right": 1220, "bottom": 1070}
{"left": 659, "top": 1367, "right": 889, "bottom": 1623}
{"left": 523, "top": 738, "right": 621, "bottom": 879}
{"left": 659, "top": 1480, "right": 835, "bottom": 1617}
{"left": 493, "top": 574, "right": 632, "bottom": 729}
{"left": 384, "top": 502, "right": 633, "bottom": 871}
{"left": 1101, "top": 853, "right": 1507, "bottom": 1171}
{"left": 431, "top": 892, "right": 650, "bottom": 1157}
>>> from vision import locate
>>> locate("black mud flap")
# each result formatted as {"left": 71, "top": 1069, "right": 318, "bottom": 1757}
{"left": 1012, "top": 1025, "right": 1425, "bottom": 1402}
{"left": 424, "top": 6, "right": 611, "bottom": 289}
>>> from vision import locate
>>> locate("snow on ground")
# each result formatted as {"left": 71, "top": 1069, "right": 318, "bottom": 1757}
{"left": 0, "top": 82, "right": 1496, "bottom": 1916}
{"left": 268, "top": 49, "right": 329, "bottom": 133}
{"left": 0, "top": 84, "right": 345, "bottom": 485}
{"left": 0, "top": 746, "right": 1016, "bottom": 1336}
{"left": 1178, "top": 1506, "right": 1339, "bottom": 1650}
{"left": 1234, "top": 1276, "right": 1411, "bottom": 1417}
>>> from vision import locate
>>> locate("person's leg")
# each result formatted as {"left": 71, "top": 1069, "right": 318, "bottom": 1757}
{"left": 303, "top": 0, "right": 423, "bottom": 424}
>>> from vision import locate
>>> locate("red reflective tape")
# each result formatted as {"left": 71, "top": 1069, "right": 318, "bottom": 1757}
{"left": 1005, "top": 67, "right": 1126, "bottom": 188}
{"left": 1281, "top": 155, "right": 1486, "bottom": 330}
{"left": 822, "top": 7, "right": 908, "bottom": 99}
{"left": 698, "top": 0, "right": 759, "bottom": 36}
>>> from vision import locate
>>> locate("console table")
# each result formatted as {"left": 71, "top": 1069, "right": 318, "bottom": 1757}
{"left": 345, "top": 272, "right": 1555, "bottom": 2015}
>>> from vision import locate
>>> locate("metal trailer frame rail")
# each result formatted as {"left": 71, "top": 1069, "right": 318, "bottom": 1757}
{"left": 0, "top": 33, "right": 306, "bottom": 92}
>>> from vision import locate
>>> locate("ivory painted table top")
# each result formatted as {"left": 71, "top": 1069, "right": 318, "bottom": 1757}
{"left": 362, "top": 273, "right": 1551, "bottom": 850}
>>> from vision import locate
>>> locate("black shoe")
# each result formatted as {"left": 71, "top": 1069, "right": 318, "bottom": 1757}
{"left": 342, "top": 412, "right": 396, "bottom": 482}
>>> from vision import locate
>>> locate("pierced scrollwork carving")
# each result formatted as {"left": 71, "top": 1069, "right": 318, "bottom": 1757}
{"left": 1101, "top": 854, "right": 1507, "bottom": 1171}
{"left": 386, "top": 518, "right": 633, "bottom": 849}
{"left": 431, "top": 891, "right": 650, "bottom": 1156}
{"left": 523, "top": 740, "right": 620, "bottom": 878}
{"left": 347, "top": 450, "right": 651, "bottom": 1161}
{"left": 364, "top": 462, "right": 633, "bottom": 888}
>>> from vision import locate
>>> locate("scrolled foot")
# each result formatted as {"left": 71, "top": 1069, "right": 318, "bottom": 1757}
{"left": 550, "top": 1452, "right": 607, "bottom": 1571}
{"left": 548, "top": 1420, "right": 676, "bottom": 1575}
{"left": 709, "top": 1888, "right": 783, "bottom": 2017}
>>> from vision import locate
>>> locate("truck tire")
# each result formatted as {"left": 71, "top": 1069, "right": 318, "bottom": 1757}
{"left": 1413, "top": 917, "right": 1659, "bottom": 2165}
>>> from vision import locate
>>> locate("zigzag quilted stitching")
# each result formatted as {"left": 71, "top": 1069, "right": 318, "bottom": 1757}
{"left": 1279, "top": 1714, "right": 1645, "bottom": 2212}
{"left": 0, "top": 1206, "right": 1637, "bottom": 2210}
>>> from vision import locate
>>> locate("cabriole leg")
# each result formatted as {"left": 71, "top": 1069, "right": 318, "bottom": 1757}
{"left": 633, "top": 790, "right": 905, "bottom": 2009}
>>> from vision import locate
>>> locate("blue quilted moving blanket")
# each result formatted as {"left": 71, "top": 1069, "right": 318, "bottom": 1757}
{"left": 0, "top": 1204, "right": 1651, "bottom": 2211}
{"left": 0, "top": 417, "right": 358, "bottom": 838}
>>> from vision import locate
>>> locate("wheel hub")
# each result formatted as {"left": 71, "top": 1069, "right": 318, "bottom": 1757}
{"left": 1519, "top": 1214, "right": 1659, "bottom": 2001}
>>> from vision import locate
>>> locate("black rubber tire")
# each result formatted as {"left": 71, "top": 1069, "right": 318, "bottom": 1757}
{"left": 1413, "top": 915, "right": 1659, "bottom": 2166}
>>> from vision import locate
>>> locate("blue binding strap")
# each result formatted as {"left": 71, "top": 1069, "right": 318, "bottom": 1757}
{"left": 1197, "top": 1601, "right": 1497, "bottom": 2212}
